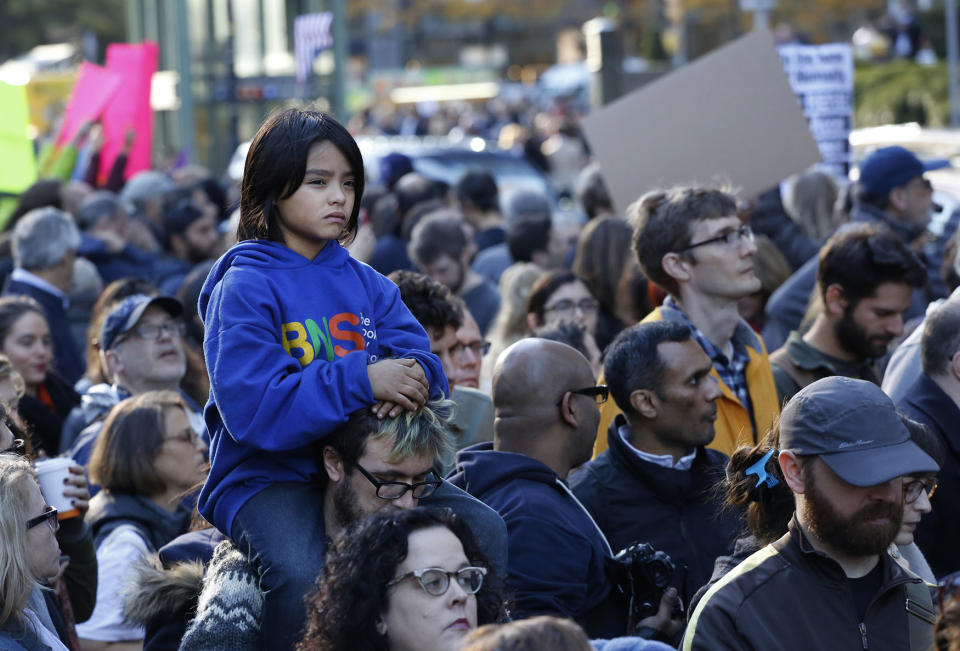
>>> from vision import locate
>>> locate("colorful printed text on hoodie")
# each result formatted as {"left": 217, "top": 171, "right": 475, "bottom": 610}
{"left": 198, "top": 240, "right": 447, "bottom": 535}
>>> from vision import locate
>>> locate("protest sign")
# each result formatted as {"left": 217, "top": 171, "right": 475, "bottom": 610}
{"left": 99, "top": 41, "right": 159, "bottom": 182}
{"left": 581, "top": 29, "right": 821, "bottom": 214}
{"left": 0, "top": 81, "right": 38, "bottom": 195}
{"left": 778, "top": 43, "right": 854, "bottom": 179}
{"left": 56, "top": 62, "right": 122, "bottom": 146}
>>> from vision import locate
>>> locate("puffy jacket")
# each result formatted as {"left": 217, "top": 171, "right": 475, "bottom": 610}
{"left": 572, "top": 416, "right": 740, "bottom": 598}
{"left": 447, "top": 442, "right": 627, "bottom": 638}
{"left": 682, "top": 518, "right": 935, "bottom": 651}
{"left": 594, "top": 304, "right": 779, "bottom": 458}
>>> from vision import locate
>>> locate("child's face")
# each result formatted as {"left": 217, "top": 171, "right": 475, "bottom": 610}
{"left": 275, "top": 140, "right": 356, "bottom": 259}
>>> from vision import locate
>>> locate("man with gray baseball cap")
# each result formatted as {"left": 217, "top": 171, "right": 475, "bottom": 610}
{"left": 684, "top": 376, "right": 938, "bottom": 651}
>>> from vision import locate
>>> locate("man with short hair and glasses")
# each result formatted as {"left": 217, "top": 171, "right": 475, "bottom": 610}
{"left": 594, "top": 187, "right": 780, "bottom": 459}
{"left": 896, "top": 297, "right": 960, "bottom": 577}
{"left": 770, "top": 224, "right": 927, "bottom": 403}
{"left": 68, "top": 294, "right": 202, "bottom": 470}
{"left": 449, "top": 338, "right": 635, "bottom": 639}
{"left": 317, "top": 401, "right": 507, "bottom": 572}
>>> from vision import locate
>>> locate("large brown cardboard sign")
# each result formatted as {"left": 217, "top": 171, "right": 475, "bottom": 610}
{"left": 582, "top": 29, "right": 821, "bottom": 214}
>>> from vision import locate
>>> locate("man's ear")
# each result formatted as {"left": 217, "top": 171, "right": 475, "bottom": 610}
{"left": 950, "top": 351, "right": 960, "bottom": 383}
{"left": 102, "top": 348, "right": 122, "bottom": 381}
{"left": 823, "top": 284, "right": 848, "bottom": 317}
{"left": 888, "top": 187, "right": 908, "bottom": 214}
{"left": 323, "top": 447, "right": 346, "bottom": 484}
{"left": 557, "top": 392, "right": 580, "bottom": 429}
{"left": 661, "top": 252, "right": 693, "bottom": 285}
{"left": 779, "top": 451, "right": 807, "bottom": 494}
{"left": 629, "top": 389, "right": 658, "bottom": 420}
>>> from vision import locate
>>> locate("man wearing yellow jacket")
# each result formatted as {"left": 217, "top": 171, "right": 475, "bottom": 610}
{"left": 594, "top": 187, "right": 779, "bottom": 457}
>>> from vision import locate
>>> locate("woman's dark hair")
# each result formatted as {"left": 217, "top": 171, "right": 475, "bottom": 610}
{"left": 525, "top": 270, "right": 590, "bottom": 330}
{"left": 84, "top": 278, "right": 158, "bottom": 386}
{"left": 721, "top": 423, "right": 797, "bottom": 545}
{"left": 900, "top": 412, "right": 946, "bottom": 469}
{"left": 298, "top": 508, "right": 507, "bottom": 651}
{"left": 0, "top": 296, "right": 47, "bottom": 349}
{"left": 238, "top": 109, "right": 364, "bottom": 245}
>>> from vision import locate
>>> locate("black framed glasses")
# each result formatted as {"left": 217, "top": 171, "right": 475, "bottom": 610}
{"left": 677, "top": 224, "right": 754, "bottom": 252}
{"left": 452, "top": 340, "right": 491, "bottom": 360}
{"left": 26, "top": 506, "right": 59, "bottom": 533}
{"left": 352, "top": 462, "right": 442, "bottom": 500}
{"left": 386, "top": 566, "right": 487, "bottom": 596}
{"left": 903, "top": 477, "right": 938, "bottom": 504}
{"left": 2, "top": 438, "right": 25, "bottom": 456}
{"left": 556, "top": 385, "right": 609, "bottom": 406}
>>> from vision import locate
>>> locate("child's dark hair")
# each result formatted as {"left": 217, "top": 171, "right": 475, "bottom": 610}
{"left": 722, "top": 423, "right": 797, "bottom": 545}
{"left": 238, "top": 109, "right": 364, "bottom": 245}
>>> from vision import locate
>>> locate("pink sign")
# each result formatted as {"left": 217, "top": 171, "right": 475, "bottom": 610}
{"left": 98, "top": 41, "right": 159, "bottom": 182}
{"left": 56, "top": 63, "right": 122, "bottom": 146}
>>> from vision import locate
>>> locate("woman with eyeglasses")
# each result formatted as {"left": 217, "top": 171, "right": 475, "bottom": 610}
{"left": 76, "top": 390, "right": 207, "bottom": 650}
{"left": 0, "top": 296, "right": 80, "bottom": 456}
{"left": 297, "top": 508, "right": 506, "bottom": 651}
{"left": 525, "top": 270, "right": 599, "bottom": 337}
{"left": 889, "top": 415, "right": 945, "bottom": 585}
{"left": 0, "top": 453, "right": 69, "bottom": 649}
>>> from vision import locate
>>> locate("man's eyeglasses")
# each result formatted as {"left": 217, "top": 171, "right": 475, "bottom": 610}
{"left": 544, "top": 298, "right": 599, "bottom": 315}
{"left": 556, "top": 385, "right": 609, "bottom": 406}
{"left": 118, "top": 321, "right": 187, "bottom": 344}
{"left": 903, "top": 477, "right": 938, "bottom": 504}
{"left": 352, "top": 462, "right": 442, "bottom": 500}
{"left": 677, "top": 225, "right": 755, "bottom": 252}
{"left": 386, "top": 566, "right": 487, "bottom": 596}
{"left": 26, "top": 506, "right": 59, "bottom": 533}
{"left": 2, "top": 438, "right": 25, "bottom": 456}
{"left": 452, "top": 340, "right": 491, "bottom": 361}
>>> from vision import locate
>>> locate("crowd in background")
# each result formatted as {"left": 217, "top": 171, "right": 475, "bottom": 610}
{"left": 0, "top": 93, "right": 959, "bottom": 651}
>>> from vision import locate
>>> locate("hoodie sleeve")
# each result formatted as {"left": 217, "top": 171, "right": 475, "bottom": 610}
{"left": 205, "top": 268, "right": 377, "bottom": 452}
{"left": 369, "top": 272, "right": 449, "bottom": 399}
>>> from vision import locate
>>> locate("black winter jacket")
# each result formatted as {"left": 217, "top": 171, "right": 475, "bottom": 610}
{"left": 571, "top": 416, "right": 740, "bottom": 600}
{"left": 682, "top": 518, "right": 935, "bottom": 651}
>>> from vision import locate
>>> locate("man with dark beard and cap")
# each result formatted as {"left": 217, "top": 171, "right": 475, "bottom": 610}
{"left": 769, "top": 224, "right": 926, "bottom": 404}
{"left": 683, "top": 377, "right": 939, "bottom": 651}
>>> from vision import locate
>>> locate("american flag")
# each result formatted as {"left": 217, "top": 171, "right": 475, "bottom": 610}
{"left": 294, "top": 12, "right": 334, "bottom": 83}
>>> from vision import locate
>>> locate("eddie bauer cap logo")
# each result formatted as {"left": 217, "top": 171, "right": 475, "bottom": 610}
{"left": 837, "top": 439, "right": 874, "bottom": 448}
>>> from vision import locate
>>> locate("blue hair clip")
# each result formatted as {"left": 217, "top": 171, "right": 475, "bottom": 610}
{"left": 744, "top": 448, "right": 779, "bottom": 488}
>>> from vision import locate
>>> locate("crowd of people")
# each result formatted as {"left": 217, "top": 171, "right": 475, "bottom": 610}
{"left": 0, "top": 97, "right": 958, "bottom": 651}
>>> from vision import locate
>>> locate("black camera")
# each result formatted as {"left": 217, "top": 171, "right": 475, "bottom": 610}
{"left": 606, "top": 541, "right": 684, "bottom": 630}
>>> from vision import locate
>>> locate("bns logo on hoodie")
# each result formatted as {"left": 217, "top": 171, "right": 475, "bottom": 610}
{"left": 281, "top": 311, "right": 377, "bottom": 365}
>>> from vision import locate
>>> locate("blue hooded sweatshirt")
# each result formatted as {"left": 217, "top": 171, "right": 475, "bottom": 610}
{"left": 447, "top": 442, "right": 627, "bottom": 639}
{"left": 197, "top": 239, "right": 447, "bottom": 535}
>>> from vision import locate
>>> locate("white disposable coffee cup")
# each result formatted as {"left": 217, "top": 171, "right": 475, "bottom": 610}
{"left": 34, "top": 458, "right": 80, "bottom": 520}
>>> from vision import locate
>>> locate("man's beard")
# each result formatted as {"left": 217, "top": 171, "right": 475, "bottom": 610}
{"left": 834, "top": 308, "right": 892, "bottom": 360}
{"left": 331, "top": 479, "right": 364, "bottom": 530}
{"left": 802, "top": 472, "right": 902, "bottom": 557}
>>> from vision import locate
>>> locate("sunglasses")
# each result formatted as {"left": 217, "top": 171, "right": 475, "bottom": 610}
{"left": 26, "top": 506, "right": 59, "bottom": 532}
